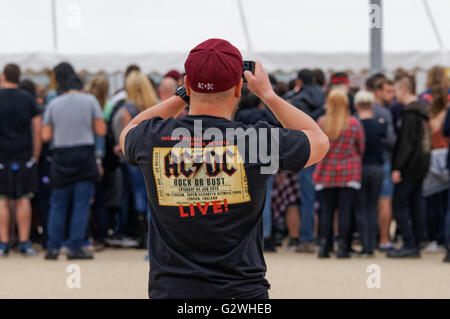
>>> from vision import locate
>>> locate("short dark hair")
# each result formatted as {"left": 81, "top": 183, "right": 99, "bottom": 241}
{"left": 365, "top": 72, "right": 385, "bottom": 91}
{"left": 297, "top": 69, "right": 313, "bottom": 85}
{"left": 3, "top": 63, "right": 21, "bottom": 84}
{"left": 374, "top": 78, "right": 394, "bottom": 91}
{"left": 125, "top": 64, "right": 140, "bottom": 78}
{"left": 237, "top": 92, "right": 260, "bottom": 110}
{"left": 66, "top": 75, "right": 84, "bottom": 91}
{"left": 312, "top": 69, "right": 325, "bottom": 87}
{"left": 274, "top": 81, "right": 289, "bottom": 97}
{"left": 53, "top": 62, "right": 76, "bottom": 94}
{"left": 288, "top": 79, "right": 296, "bottom": 91}
{"left": 19, "top": 79, "right": 36, "bottom": 98}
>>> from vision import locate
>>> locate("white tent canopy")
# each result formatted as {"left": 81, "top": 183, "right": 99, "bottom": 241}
{"left": 0, "top": 0, "right": 449, "bottom": 73}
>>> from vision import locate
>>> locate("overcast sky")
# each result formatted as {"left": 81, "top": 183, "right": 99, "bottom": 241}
{"left": 0, "top": 0, "right": 449, "bottom": 54}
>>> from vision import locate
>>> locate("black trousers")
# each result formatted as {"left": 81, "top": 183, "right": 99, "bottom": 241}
{"left": 425, "top": 190, "right": 447, "bottom": 244}
{"left": 319, "top": 187, "right": 357, "bottom": 248}
{"left": 359, "top": 165, "right": 383, "bottom": 254}
{"left": 393, "top": 179, "right": 425, "bottom": 250}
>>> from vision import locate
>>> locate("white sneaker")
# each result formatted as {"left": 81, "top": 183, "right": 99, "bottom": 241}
{"left": 120, "top": 237, "right": 138, "bottom": 248}
{"left": 422, "top": 241, "right": 439, "bottom": 253}
{"left": 21, "top": 247, "right": 38, "bottom": 256}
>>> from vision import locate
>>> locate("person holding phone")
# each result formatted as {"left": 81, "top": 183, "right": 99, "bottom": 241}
{"left": 120, "top": 38, "right": 329, "bottom": 299}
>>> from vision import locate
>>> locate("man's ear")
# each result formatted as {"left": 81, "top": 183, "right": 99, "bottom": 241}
{"left": 235, "top": 78, "right": 243, "bottom": 98}
{"left": 184, "top": 76, "right": 191, "bottom": 96}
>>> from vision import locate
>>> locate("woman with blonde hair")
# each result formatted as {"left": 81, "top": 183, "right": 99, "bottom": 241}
{"left": 87, "top": 74, "right": 110, "bottom": 247}
{"left": 314, "top": 88, "right": 365, "bottom": 258}
{"left": 87, "top": 74, "right": 109, "bottom": 110}
{"left": 111, "top": 70, "right": 158, "bottom": 249}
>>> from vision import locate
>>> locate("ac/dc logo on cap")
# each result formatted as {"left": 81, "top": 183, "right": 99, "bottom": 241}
{"left": 185, "top": 38, "right": 243, "bottom": 93}
{"left": 198, "top": 82, "right": 215, "bottom": 90}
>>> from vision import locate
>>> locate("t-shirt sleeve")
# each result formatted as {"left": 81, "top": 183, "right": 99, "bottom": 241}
{"left": 124, "top": 116, "right": 165, "bottom": 166}
{"left": 30, "top": 99, "right": 41, "bottom": 117}
{"left": 277, "top": 127, "right": 311, "bottom": 172}
{"left": 254, "top": 121, "right": 310, "bottom": 173}
{"left": 42, "top": 104, "right": 53, "bottom": 126}
{"left": 91, "top": 97, "right": 104, "bottom": 119}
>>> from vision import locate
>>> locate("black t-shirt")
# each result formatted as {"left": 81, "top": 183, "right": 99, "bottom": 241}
{"left": 361, "top": 118, "right": 387, "bottom": 166}
{"left": 0, "top": 88, "right": 40, "bottom": 162}
{"left": 125, "top": 114, "right": 310, "bottom": 299}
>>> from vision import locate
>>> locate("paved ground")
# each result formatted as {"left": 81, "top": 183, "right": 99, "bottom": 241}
{"left": 0, "top": 248, "right": 449, "bottom": 299}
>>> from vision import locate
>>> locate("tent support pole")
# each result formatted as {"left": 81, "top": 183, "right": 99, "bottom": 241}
{"left": 237, "top": 0, "right": 253, "bottom": 55}
{"left": 422, "top": 0, "right": 446, "bottom": 65}
{"left": 51, "top": 0, "right": 58, "bottom": 52}
{"left": 369, "top": 0, "right": 382, "bottom": 74}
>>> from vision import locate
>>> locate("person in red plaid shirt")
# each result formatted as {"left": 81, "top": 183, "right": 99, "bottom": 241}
{"left": 314, "top": 89, "right": 365, "bottom": 259}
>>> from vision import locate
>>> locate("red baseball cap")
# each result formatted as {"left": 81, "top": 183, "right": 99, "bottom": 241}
{"left": 184, "top": 38, "right": 243, "bottom": 93}
{"left": 164, "top": 69, "right": 182, "bottom": 81}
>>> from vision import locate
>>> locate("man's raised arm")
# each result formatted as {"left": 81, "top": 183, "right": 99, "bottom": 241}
{"left": 119, "top": 95, "right": 188, "bottom": 153}
{"left": 244, "top": 61, "right": 329, "bottom": 167}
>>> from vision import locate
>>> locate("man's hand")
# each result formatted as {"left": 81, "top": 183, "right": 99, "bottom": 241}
{"left": 392, "top": 170, "right": 402, "bottom": 184}
{"left": 113, "top": 145, "right": 122, "bottom": 156}
{"left": 243, "top": 61, "right": 329, "bottom": 168}
{"left": 96, "top": 162, "right": 104, "bottom": 177}
{"left": 243, "top": 61, "right": 275, "bottom": 102}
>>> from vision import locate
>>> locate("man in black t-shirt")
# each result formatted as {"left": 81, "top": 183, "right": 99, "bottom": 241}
{"left": 0, "top": 64, "right": 42, "bottom": 256}
{"left": 120, "top": 39, "right": 329, "bottom": 299}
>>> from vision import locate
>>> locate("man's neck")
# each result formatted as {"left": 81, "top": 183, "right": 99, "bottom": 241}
{"left": 66, "top": 89, "right": 81, "bottom": 94}
{"left": 2, "top": 81, "right": 18, "bottom": 89}
{"left": 375, "top": 97, "right": 384, "bottom": 106}
{"left": 358, "top": 110, "right": 374, "bottom": 120}
{"left": 188, "top": 104, "right": 232, "bottom": 120}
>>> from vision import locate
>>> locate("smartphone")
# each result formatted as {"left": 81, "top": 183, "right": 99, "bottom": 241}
{"left": 242, "top": 61, "right": 255, "bottom": 83}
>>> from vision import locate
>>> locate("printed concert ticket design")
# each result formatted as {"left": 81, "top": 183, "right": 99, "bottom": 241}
{"left": 152, "top": 145, "right": 251, "bottom": 206}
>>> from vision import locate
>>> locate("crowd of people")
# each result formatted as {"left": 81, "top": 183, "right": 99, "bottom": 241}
{"left": 0, "top": 61, "right": 449, "bottom": 263}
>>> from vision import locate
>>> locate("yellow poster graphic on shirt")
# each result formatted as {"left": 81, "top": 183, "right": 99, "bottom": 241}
{"left": 152, "top": 145, "right": 250, "bottom": 206}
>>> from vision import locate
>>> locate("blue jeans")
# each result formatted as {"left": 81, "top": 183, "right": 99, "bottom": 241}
{"left": 380, "top": 162, "right": 394, "bottom": 198}
{"left": 298, "top": 165, "right": 315, "bottom": 242}
{"left": 119, "top": 164, "right": 148, "bottom": 235}
{"left": 47, "top": 181, "right": 95, "bottom": 251}
{"left": 263, "top": 175, "right": 274, "bottom": 239}
{"left": 126, "top": 164, "right": 148, "bottom": 213}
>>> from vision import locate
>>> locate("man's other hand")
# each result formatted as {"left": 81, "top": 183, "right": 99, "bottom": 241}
{"left": 243, "top": 61, "right": 275, "bottom": 102}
